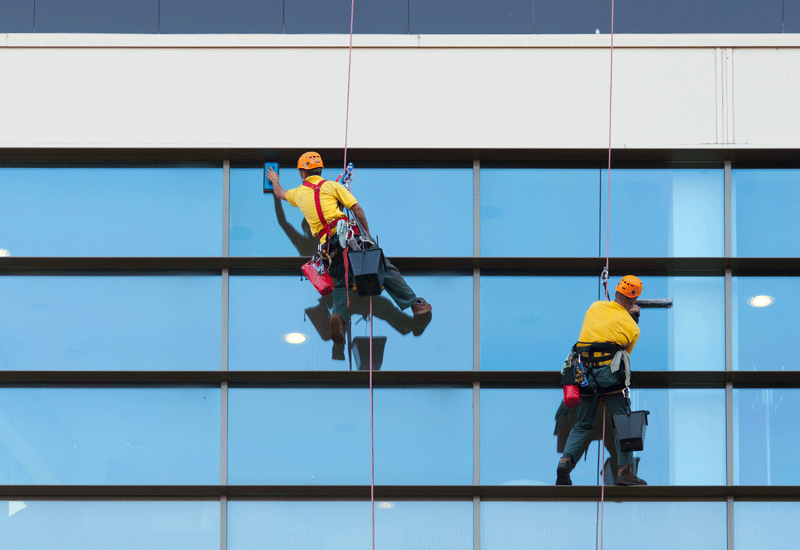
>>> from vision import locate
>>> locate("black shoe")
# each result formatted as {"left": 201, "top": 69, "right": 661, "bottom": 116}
{"left": 556, "top": 456, "right": 575, "bottom": 486}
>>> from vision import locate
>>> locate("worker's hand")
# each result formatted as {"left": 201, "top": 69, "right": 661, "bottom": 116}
{"left": 628, "top": 304, "right": 641, "bottom": 324}
{"left": 266, "top": 166, "right": 279, "bottom": 187}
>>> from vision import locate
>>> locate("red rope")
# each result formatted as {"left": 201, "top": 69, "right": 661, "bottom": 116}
{"left": 343, "top": 0, "right": 355, "bottom": 172}
{"left": 604, "top": 0, "right": 615, "bottom": 293}
{"left": 369, "top": 296, "right": 375, "bottom": 550}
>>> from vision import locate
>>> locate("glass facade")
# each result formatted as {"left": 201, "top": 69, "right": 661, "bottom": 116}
{"left": 1, "top": 161, "right": 797, "bottom": 547}
{"left": 1, "top": 0, "right": 793, "bottom": 34}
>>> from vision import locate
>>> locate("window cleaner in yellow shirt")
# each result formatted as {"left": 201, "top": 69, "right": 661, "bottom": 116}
{"left": 267, "top": 152, "right": 432, "bottom": 344}
{"left": 556, "top": 275, "right": 647, "bottom": 486}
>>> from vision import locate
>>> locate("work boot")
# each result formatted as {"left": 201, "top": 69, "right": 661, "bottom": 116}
{"left": 615, "top": 464, "right": 647, "bottom": 486}
{"left": 411, "top": 298, "right": 432, "bottom": 316}
{"left": 329, "top": 313, "right": 345, "bottom": 344}
{"left": 556, "top": 456, "right": 575, "bottom": 486}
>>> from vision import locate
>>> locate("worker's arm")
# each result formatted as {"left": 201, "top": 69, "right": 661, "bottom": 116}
{"left": 266, "top": 167, "right": 287, "bottom": 201}
{"left": 350, "top": 203, "right": 370, "bottom": 236}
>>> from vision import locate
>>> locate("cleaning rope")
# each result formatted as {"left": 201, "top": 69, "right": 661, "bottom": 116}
{"left": 599, "top": 400, "right": 607, "bottom": 550}
{"left": 339, "top": 2, "right": 376, "bottom": 547}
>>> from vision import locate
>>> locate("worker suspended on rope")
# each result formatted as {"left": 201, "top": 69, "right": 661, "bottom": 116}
{"left": 556, "top": 275, "right": 647, "bottom": 487}
{"left": 266, "top": 152, "right": 432, "bottom": 344}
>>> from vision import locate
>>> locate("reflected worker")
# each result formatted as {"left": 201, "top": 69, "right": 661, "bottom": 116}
{"left": 266, "top": 152, "right": 432, "bottom": 343}
{"left": 556, "top": 275, "right": 647, "bottom": 486}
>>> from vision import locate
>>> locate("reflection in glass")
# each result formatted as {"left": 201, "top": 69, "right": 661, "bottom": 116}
{"left": 480, "top": 169, "right": 599, "bottom": 257}
{"left": 230, "top": 166, "right": 472, "bottom": 257}
{"left": 480, "top": 388, "right": 726, "bottom": 486}
{"left": 229, "top": 500, "right": 472, "bottom": 549}
{"left": 228, "top": 275, "right": 471, "bottom": 371}
{"left": 409, "top": 0, "right": 533, "bottom": 34}
{"left": 735, "top": 502, "right": 800, "bottom": 550}
{"left": 482, "top": 501, "right": 726, "bottom": 550}
{"left": 734, "top": 389, "right": 800, "bottom": 485}
{"left": 0, "top": 500, "right": 219, "bottom": 549}
{"left": 480, "top": 276, "right": 723, "bottom": 372}
{"left": 733, "top": 277, "right": 799, "bottom": 371}
{"left": 601, "top": 169, "right": 724, "bottom": 257}
{"left": 33, "top": 0, "right": 158, "bottom": 33}
{"left": 0, "top": 388, "right": 220, "bottom": 485}
{"left": 160, "top": 0, "right": 282, "bottom": 33}
{"left": 0, "top": 167, "right": 222, "bottom": 256}
{"left": 0, "top": 275, "right": 222, "bottom": 371}
{"left": 228, "top": 387, "right": 472, "bottom": 485}
{"left": 733, "top": 170, "right": 800, "bottom": 257}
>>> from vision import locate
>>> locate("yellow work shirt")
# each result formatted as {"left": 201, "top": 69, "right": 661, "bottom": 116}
{"left": 577, "top": 300, "right": 640, "bottom": 356}
{"left": 285, "top": 176, "right": 358, "bottom": 243}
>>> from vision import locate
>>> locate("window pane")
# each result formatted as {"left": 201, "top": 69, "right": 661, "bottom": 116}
{"left": 0, "top": 501, "right": 219, "bottom": 550}
{"left": 229, "top": 501, "right": 472, "bottom": 550}
{"left": 410, "top": 0, "right": 533, "bottom": 34}
{"left": 658, "top": 0, "right": 783, "bottom": 33}
{"left": 160, "top": 0, "right": 282, "bottom": 33}
{"left": 0, "top": 167, "right": 222, "bottom": 257}
{"left": 482, "top": 501, "right": 726, "bottom": 550}
{"left": 734, "top": 389, "right": 800, "bottom": 485}
{"left": 732, "top": 170, "right": 800, "bottom": 257}
{"left": 480, "top": 388, "right": 726, "bottom": 486}
{"left": 480, "top": 169, "right": 599, "bottom": 257}
{"left": 229, "top": 388, "right": 472, "bottom": 485}
{"left": 534, "top": 0, "right": 659, "bottom": 34}
{"left": 0, "top": 276, "right": 221, "bottom": 371}
{"left": 733, "top": 277, "right": 798, "bottom": 371}
{"left": 735, "top": 502, "right": 800, "bottom": 550}
{"left": 601, "top": 169, "right": 724, "bottom": 257}
{"left": 33, "top": 0, "right": 158, "bottom": 33}
{"left": 232, "top": 166, "right": 472, "bottom": 257}
{"left": 0, "top": 0, "right": 33, "bottom": 32}
{"left": 0, "top": 388, "right": 220, "bottom": 484}
{"left": 229, "top": 275, "right": 471, "bottom": 371}
{"left": 286, "top": 0, "right": 408, "bottom": 33}
{"left": 480, "top": 276, "right": 723, "bottom": 372}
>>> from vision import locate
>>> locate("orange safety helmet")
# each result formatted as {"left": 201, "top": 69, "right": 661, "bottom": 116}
{"left": 616, "top": 275, "right": 643, "bottom": 298}
{"left": 297, "top": 151, "right": 323, "bottom": 170}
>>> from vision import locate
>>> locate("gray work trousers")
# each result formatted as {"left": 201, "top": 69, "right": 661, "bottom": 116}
{"left": 561, "top": 392, "right": 633, "bottom": 467}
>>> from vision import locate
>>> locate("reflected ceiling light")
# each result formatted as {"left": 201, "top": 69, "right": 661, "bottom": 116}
{"left": 748, "top": 295, "right": 774, "bottom": 308}
{"left": 377, "top": 502, "right": 394, "bottom": 509}
{"left": 0, "top": 249, "right": 10, "bottom": 257}
{"left": 284, "top": 333, "right": 307, "bottom": 344}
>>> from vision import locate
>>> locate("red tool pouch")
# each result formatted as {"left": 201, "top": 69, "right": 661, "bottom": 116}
{"left": 302, "top": 259, "right": 334, "bottom": 296}
{"left": 563, "top": 385, "right": 581, "bottom": 408}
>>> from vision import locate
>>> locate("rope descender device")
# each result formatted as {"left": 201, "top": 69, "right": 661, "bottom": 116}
{"left": 600, "top": 267, "right": 610, "bottom": 301}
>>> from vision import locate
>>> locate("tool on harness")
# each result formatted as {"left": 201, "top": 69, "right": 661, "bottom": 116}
{"left": 301, "top": 254, "right": 334, "bottom": 296}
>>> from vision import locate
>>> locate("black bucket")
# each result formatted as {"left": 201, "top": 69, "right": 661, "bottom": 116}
{"left": 349, "top": 248, "right": 385, "bottom": 297}
{"left": 611, "top": 409, "right": 650, "bottom": 452}
{"left": 352, "top": 336, "right": 387, "bottom": 371}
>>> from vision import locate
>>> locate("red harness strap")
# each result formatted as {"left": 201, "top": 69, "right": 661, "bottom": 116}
{"left": 303, "top": 179, "right": 352, "bottom": 305}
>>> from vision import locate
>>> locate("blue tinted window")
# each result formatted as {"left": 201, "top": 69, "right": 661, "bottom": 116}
{"left": 34, "top": 0, "right": 158, "bottom": 33}
{"left": 285, "top": 0, "right": 408, "bottom": 33}
{"left": 228, "top": 388, "right": 472, "bottom": 485}
{"left": 788, "top": 1, "right": 800, "bottom": 33}
{"left": 232, "top": 166, "right": 472, "bottom": 257}
{"left": 480, "top": 169, "right": 599, "bottom": 257}
{"left": 534, "top": 0, "right": 658, "bottom": 34}
{"left": 229, "top": 275, "right": 471, "bottom": 371}
{"left": 480, "top": 388, "right": 726, "bottom": 486}
{"left": 658, "top": 0, "right": 783, "bottom": 33}
{"left": 482, "top": 501, "right": 726, "bottom": 549}
{"left": 0, "top": 388, "right": 220, "bottom": 484}
{"left": 229, "top": 501, "right": 472, "bottom": 549}
{"left": 0, "top": 167, "right": 222, "bottom": 257}
{"left": 0, "top": 276, "right": 222, "bottom": 371}
{"left": 734, "top": 389, "right": 800, "bottom": 485}
{"left": 601, "top": 169, "right": 724, "bottom": 257}
{"left": 0, "top": 501, "right": 219, "bottom": 550}
{"left": 732, "top": 170, "right": 800, "bottom": 257}
{"left": 160, "top": 0, "right": 282, "bottom": 33}
{"left": 735, "top": 502, "right": 800, "bottom": 550}
{"left": 733, "top": 277, "right": 798, "bottom": 371}
{"left": 480, "top": 276, "right": 723, "bottom": 372}
{"left": 0, "top": 0, "right": 33, "bottom": 32}
{"left": 410, "top": 0, "right": 533, "bottom": 33}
